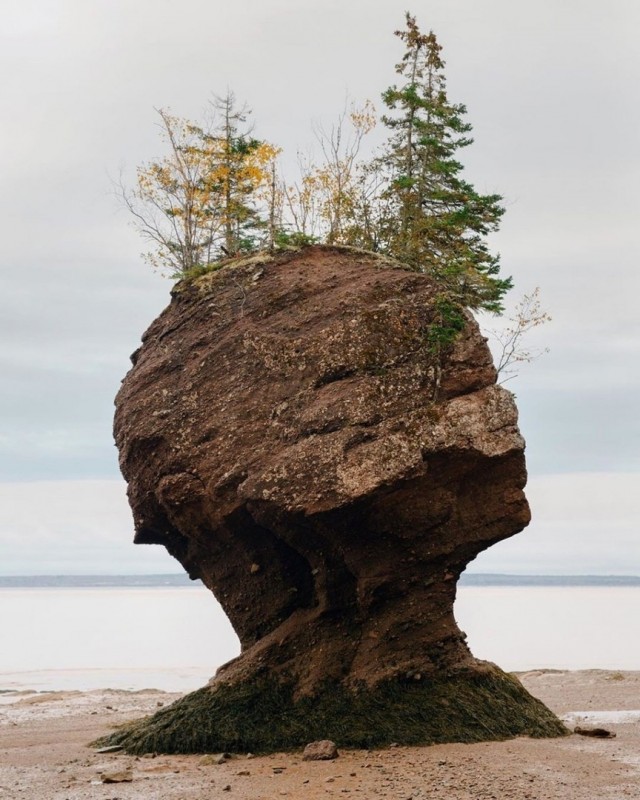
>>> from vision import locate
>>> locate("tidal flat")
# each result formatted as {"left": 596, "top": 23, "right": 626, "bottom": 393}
{"left": 1, "top": 671, "right": 639, "bottom": 799}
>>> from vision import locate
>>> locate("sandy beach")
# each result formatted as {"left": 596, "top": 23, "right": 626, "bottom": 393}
{"left": 1, "top": 669, "right": 638, "bottom": 799}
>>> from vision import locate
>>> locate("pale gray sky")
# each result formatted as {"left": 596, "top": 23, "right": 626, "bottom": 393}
{"left": 1, "top": 0, "right": 638, "bottom": 574}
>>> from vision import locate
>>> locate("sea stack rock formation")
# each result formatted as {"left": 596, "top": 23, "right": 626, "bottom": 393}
{"left": 107, "top": 245, "right": 565, "bottom": 753}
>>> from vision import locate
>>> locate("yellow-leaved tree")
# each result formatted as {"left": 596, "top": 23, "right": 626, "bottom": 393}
{"left": 120, "top": 92, "right": 280, "bottom": 276}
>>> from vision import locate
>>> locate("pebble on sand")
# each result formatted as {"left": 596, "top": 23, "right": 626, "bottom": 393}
{"left": 99, "top": 769, "right": 133, "bottom": 783}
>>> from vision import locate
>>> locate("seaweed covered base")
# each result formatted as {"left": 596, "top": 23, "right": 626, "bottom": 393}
{"left": 95, "top": 666, "right": 567, "bottom": 755}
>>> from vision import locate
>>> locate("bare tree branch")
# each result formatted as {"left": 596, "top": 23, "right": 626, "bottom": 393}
{"left": 486, "top": 288, "right": 552, "bottom": 383}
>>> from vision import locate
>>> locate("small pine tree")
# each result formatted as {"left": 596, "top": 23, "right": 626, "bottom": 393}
{"left": 379, "top": 14, "right": 511, "bottom": 313}
{"left": 199, "top": 92, "right": 276, "bottom": 256}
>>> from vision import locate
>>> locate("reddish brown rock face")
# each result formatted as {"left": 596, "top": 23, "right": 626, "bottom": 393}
{"left": 115, "top": 246, "right": 531, "bottom": 695}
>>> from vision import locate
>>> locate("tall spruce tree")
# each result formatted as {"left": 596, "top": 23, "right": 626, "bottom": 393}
{"left": 380, "top": 14, "right": 511, "bottom": 313}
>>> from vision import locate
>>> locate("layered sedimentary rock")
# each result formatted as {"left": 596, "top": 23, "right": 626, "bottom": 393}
{"left": 108, "top": 246, "right": 565, "bottom": 752}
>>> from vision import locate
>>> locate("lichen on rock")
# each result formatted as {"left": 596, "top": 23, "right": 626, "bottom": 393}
{"left": 104, "top": 245, "right": 566, "bottom": 753}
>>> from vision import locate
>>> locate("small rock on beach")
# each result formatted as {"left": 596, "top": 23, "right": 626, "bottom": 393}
{"left": 302, "top": 740, "right": 339, "bottom": 761}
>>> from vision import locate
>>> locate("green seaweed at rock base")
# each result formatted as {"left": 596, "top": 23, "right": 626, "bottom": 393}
{"left": 94, "top": 666, "right": 567, "bottom": 755}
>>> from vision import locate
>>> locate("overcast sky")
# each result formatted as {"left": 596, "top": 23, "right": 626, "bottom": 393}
{"left": 1, "top": 0, "right": 638, "bottom": 575}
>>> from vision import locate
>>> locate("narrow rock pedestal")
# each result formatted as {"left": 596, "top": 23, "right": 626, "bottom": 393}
{"left": 102, "top": 246, "right": 566, "bottom": 753}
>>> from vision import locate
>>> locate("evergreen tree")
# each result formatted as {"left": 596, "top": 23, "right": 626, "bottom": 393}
{"left": 201, "top": 92, "right": 272, "bottom": 255}
{"left": 379, "top": 13, "right": 511, "bottom": 313}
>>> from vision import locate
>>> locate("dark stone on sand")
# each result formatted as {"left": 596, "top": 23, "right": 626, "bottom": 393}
{"left": 574, "top": 726, "right": 616, "bottom": 738}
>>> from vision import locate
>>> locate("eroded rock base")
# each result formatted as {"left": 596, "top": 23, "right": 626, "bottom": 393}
{"left": 96, "top": 666, "right": 567, "bottom": 755}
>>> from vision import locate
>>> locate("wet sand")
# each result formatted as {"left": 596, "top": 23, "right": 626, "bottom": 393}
{"left": 1, "top": 670, "right": 638, "bottom": 799}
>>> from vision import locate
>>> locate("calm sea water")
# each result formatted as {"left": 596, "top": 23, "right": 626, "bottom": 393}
{"left": 1, "top": 581, "right": 639, "bottom": 692}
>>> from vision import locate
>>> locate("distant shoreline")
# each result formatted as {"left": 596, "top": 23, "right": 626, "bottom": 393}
{"left": 1, "top": 573, "right": 639, "bottom": 588}
{"left": 461, "top": 573, "right": 640, "bottom": 587}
